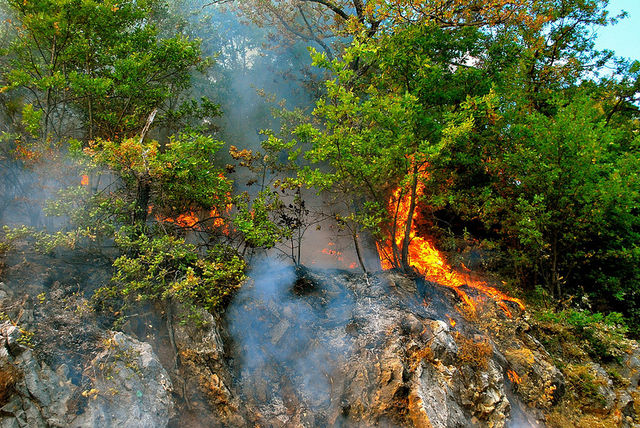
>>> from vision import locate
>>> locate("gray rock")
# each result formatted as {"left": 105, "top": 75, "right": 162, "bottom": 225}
{"left": 4, "top": 326, "right": 23, "bottom": 356}
{"left": 70, "top": 332, "right": 174, "bottom": 428}
{"left": 0, "top": 321, "right": 172, "bottom": 428}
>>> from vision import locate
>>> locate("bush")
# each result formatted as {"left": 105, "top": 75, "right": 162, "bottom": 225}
{"left": 536, "top": 309, "right": 630, "bottom": 361}
{"left": 93, "top": 231, "right": 246, "bottom": 323}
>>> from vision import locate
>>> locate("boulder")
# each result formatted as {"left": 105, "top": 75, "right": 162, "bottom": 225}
{"left": 0, "top": 323, "right": 173, "bottom": 428}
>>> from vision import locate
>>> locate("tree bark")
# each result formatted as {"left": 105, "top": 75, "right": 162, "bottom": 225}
{"left": 352, "top": 229, "right": 367, "bottom": 273}
{"left": 401, "top": 164, "right": 419, "bottom": 274}
{"left": 134, "top": 176, "right": 151, "bottom": 225}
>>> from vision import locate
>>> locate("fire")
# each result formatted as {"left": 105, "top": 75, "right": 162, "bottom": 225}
{"left": 321, "top": 243, "right": 344, "bottom": 261}
{"left": 446, "top": 314, "right": 456, "bottom": 328}
{"left": 154, "top": 173, "right": 232, "bottom": 230}
{"left": 162, "top": 212, "right": 200, "bottom": 228}
{"left": 507, "top": 369, "right": 521, "bottom": 384}
{"left": 319, "top": 242, "right": 359, "bottom": 270}
{"left": 376, "top": 169, "right": 524, "bottom": 316}
{"left": 155, "top": 202, "right": 232, "bottom": 230}
{"left": 81, "top": 175, "right": 89, "bottom": 186}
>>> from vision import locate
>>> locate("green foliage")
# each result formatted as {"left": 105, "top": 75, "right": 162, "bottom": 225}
{"left": 94, "top": 231, "right": 246, "bottom": 321}
{"left": 427, "top": 85, "right": 640, "bottom": 323}
{"left": 1, "top": 0, "right": 211, "bottom": 143}
{"left": 0, "top": 0, "right": 257, "bottom": 322}
{"left": 254, "top": 0, "right": 640, "bottom": 327}
{"left": 20, "top": 104, "right": 41, "bottom": 138}
{"left": 563, "top": 364, "right": 609, "bottom": 410}
{"left": 66, "top": 132, "right": 230, "bottom": 231}
{"left": 234, "top": 190, "right": 285, "bottom": 249}
{"left": 0, "top": 225, "right": 34, "bottom": 256}
{"left": 264, "top": 22, "right": 542, "bottom": 271}
{"left": 536, "top": 309, "right": 630, "bottom": 361}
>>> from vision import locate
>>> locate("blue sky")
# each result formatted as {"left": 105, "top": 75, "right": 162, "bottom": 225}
{"left": 594, "top": 0, "right": 640, "bottom": 59}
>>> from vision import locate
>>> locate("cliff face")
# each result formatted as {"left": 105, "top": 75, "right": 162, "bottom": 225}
{"left": 0, "top": 255, "right": 638, "bottom": 427}
{"left": 210, "top": 266, "right": 543, "bottom": 427}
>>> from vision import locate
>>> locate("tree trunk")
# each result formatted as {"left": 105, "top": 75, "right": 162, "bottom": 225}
{"left": 400, "top": 164, "right": 419, "bottom": 274}
{"left": 390, "top": 188, "right": 404, "bottom": 269}
{"left": 352, "top": 229, "right": 367, "bottom": 274}
{"left": 134, "top": 175, "right": 151, "bottom": 225}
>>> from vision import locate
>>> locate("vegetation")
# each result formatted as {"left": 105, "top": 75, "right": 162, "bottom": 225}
{"left": 0, "top": 0, "right": 280, "bottom": 322}
{"left": 264, "top": 0, "right": 640, "bottom": 330}
{"left": 0, "top": 0, "right": 638, "bottom": 402}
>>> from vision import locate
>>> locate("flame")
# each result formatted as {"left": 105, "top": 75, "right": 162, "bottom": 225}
{"left": 318, "top": 242, "right": 360, "bottom": 269}
{"left": 153, "top": 172, "right": 232, "bottom": 230}
{"left": 507, "top": 369, "right": 521, "bottom": 384}
{"left": 81, "top": 175, "right": 89, "bottom": 186}
{"left": 322, "top": 247, "right": 344, "bottom": 261}
{"left": 376, "top": 168, "right": 524, "bottom": 316}
{"left": 155, "top": 203, "right": 232, "bottom": 231}
{"left": 162, "top": 212, "right": 200, "bottom": 228}
{"left": 446, "top": 314, "right": 457, "bottom": 328}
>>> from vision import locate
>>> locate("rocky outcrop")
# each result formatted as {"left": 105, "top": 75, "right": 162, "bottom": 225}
{"left": 168, "top": 304, "right": 245, "bottom": 427}
{"left": 0, "top": 324, "right": 173, "bottom": 428}
{"left": 1, "top": 250, "right": 639, "bottom": 427}
{"left": 222, "top": 266, "right": 543, "bottom": 427}
{"left": 70, "top": 331, "right": 174, "bottom": 428}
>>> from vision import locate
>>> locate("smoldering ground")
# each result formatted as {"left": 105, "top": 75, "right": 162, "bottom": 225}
{"left": 225, "top": 258, "right": 356, "bottom": 418}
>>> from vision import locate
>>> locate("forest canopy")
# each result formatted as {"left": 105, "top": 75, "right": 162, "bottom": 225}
{"left": 0, "top": 0, "right": 638, "bottom": 331}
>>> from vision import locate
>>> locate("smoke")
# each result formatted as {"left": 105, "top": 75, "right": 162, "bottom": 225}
{"left": 0, "top": 157, "right": 79, "bottom": 230}
{"left": 177, "top": 1, "right": 319, "bottom": 154}
{"left": 225, "top": 258, "right": 355, "bottom": 419}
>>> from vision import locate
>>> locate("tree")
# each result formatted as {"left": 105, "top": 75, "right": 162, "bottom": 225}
{"left": 0, "top": 0, "right": 269, "bottom": 323}
{"left": 1, "top": 0, "right": 211, "bottom": 144}
{"left": 267, "top": 22, "right": 508, "bottom": 272}
{"left": 261, "top": 0, "right": 640, "bottom": 330}
{"left": 213, "top": 0, "right": 608, "bottom": 60}
{"left": 426, "top": 88, "right": 640, "bottom": 305}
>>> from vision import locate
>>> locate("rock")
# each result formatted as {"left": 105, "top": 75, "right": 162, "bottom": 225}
{"left": 3, "top": 326, "right": 23, "bottom": 356}
{"left": 3, "top": 255, "right": 639, "bottom": 427}
{"left": 0, "top": 322, "right": 71, "bottom": 428}
{"left": 170, "top": 304, "right": 245, "bottom": 427}
{"left": 70, "top": 332, "right": 174, "bottom": 428}
{"left": 0, "top": 321, "right": 172, "bottom": 428}
{"left": 224, "top": 268, "right": 523, "bottom": 427}
{"left": 587, "top": 362, "right": 616, "bottom": 411}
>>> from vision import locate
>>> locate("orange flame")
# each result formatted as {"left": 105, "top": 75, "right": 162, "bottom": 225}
{"left": 318, "top": 242, "right": 360, "bottom": 269}
{"left": 155, "top": 203, "right": 232, "bottom": 231}
{"left": 507, "top": 370, "right": 521, "bottom": 384}
{"left": 446, "top": 314, "right": 457, "bottom": 328}
{"left": 81, "top": 175, "right": 89, "bottom": 186}
{"left": 322, "top": 245, "right": 344, "bottom": 261}
{"left": 376, "top": 168, "right": 524, "bottom": 316}
{"left": 161, "top": 212, "right": 200, "bottom": 228}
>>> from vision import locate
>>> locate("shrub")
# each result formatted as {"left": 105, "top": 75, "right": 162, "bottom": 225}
{"left": 93, "top": 231, "right": 246, "bottom": 323}
{"left": 536, "top": 309, "right": 630, "bottom": 361}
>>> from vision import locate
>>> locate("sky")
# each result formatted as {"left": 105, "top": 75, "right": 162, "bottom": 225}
{"left": 594, "top": 0, "right": 640, "bottom": 59}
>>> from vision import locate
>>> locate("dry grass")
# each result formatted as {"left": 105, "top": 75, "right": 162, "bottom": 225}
{"left": 455, "top": 334, "right": 492, "bottom": 370}
{"left": 0, "top": 361, "right": 21, "bottom": 406}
